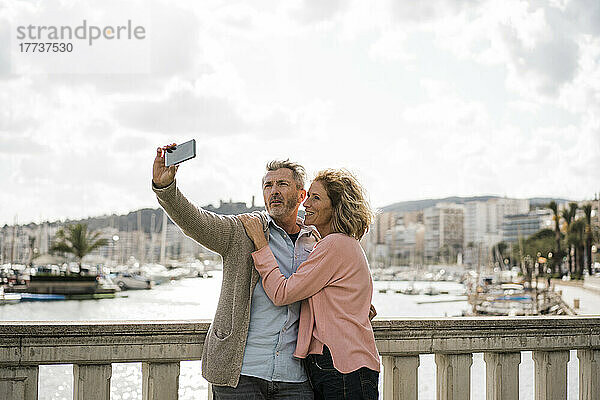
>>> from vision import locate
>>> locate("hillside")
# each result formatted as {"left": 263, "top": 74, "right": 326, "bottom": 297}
{"left": 17, "top": 202, "right": 264, "bottom": 234}
{"left": 380, "top": 196, "right": 572, "bottom": 213}
{"left": 12, "top": 196, "right": 574, "bottom": 233}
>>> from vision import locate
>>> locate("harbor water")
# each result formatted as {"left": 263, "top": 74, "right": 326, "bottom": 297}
{"left": 0, "top": 272, "right": 584, "bottom": 399}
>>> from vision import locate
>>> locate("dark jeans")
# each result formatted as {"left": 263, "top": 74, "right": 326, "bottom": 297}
{"left": 212, "top": 374, "right": 314, "bottom": 399}
{"left": 306, "top": 346, "right": 379, "bottom": 400}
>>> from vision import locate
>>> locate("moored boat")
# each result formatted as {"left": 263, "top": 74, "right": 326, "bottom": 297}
{"left": 0, "top": 287, "right": 21, "bottom": 305}
{"left": 8, "top": 274, "right": 118, "bottom": 296}
{"left": 467, "top": 282, "right": 574, "bottom": 316}
{"left": 20, "top": 293, "right": 66, "bottom": 302}
{"left": 66, "top": 293, "right": 116, "bottom": 300}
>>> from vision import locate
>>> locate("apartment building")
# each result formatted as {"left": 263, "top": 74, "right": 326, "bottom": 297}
{"left": 424, "top": 203, "right": 464, "bottom": 263}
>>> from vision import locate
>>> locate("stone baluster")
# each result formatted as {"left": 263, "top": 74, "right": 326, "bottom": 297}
{"left": 435, "top": 353, "right": 473, "bottom": 400}
{"left": 577, "top": 349, "right": 600, "bottom": 400}
{"left": 483, "top": 352, "right": 521, "bottom": 400}
{"left": 142, "top": 362, "right": 180, "bottom": 400}
{"left": 532, "top": 351, "right": 569, "bottom": 400}
{"left": 0, "top": 366, "right": 38, "bottom": 400}
{"left": 73, "top": 364, "right": 112, "bottom": 400}
{"left": 382, "top": 355, "right": 420, "bottom": 400}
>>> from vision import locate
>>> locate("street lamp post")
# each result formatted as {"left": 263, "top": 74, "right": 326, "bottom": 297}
{"left": 112, "top": 235, "right": 120, "bottom": 267}
{"left": 592, "top": 245, "right": 597, "bottom": 274}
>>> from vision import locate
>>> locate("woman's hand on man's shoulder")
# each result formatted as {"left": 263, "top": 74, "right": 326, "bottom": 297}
{"left": 238, "top": 214, "right": 268, "bottom": 250}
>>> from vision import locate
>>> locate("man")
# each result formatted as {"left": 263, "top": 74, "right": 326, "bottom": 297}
{"left": 152, "top": 146, "right": 317, "bottom": 399}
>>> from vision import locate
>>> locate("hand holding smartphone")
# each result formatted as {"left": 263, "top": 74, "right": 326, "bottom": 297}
{"left": 164, "top": 139, "right": 196, "bottom": 166}
{"left": 153, "top": 139, "right": 196, "bottom": 189}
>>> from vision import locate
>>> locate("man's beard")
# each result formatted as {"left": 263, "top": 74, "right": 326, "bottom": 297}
{"left": 267, "top": 197, "right": 298, "bottom": 219}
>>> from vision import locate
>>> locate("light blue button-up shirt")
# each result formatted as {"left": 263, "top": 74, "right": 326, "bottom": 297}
{"left": 240, "top": 215, "right": 317, "bottom": 382}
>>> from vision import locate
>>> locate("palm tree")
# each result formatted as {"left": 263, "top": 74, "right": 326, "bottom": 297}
{"left": 568, "top": 203, "right": 579, "bottom": 221}
{"left": 547, "top": 201, "right": 562, "bottom": 274}
{"left": 561, "top": 208, "right": 574, "bottom": 274}
{"left": 562, "top": 203, "right": 579, "bottom": 274}
{"left": 569, "top": 219, "right": 586, "bottom": 277}
{"left": 50, "top": 224, "right": 108, "bottom": 275}
{"left": 583, "top": 204, "right": 593, "bottom": 275}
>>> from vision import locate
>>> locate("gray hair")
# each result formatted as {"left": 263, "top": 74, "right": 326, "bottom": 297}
{"left": 265, "top": 159, "right": 306, "bottom": 189}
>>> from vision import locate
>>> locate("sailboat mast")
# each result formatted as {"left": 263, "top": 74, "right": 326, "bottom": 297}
{"left": 160, "top": 211, "right": 167, "bottom": 264}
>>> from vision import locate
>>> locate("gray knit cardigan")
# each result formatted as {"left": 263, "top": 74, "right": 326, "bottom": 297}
{"left": 153, "top": 180, "right": 269, "bottom": 387}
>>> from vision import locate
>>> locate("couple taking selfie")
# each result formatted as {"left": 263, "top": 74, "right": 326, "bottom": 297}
{"left": 152, "top": 143, "right": 379, "bottom": 400}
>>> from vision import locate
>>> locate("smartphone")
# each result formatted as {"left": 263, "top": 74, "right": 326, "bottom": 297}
{"left": 165, "top": 139, "right": 196, "bottom": 166}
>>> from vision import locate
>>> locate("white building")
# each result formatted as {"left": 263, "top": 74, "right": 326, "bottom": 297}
{"left": 464, "top": 198, "right": 530, "bottom": 249}
{"left": 385, "top": 223, "right": 425, "bottom": 266}
{"left": 502, "top": 209, "right": 554, "bottom": 243}
{"left": 424, "top": 203, "right": 464, "bottom": 263}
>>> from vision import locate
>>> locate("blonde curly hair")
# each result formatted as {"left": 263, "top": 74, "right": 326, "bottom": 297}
{"left": 313, "top": 169, "right": 374, "bottom": 240}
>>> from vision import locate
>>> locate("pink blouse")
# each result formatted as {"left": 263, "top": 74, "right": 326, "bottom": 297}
{"left": 252, "top": 233, "right": 380, "bottom": 373}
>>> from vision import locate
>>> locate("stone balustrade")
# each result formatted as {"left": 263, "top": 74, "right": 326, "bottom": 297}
{"left": 0, "top": 317, "right": 599, "bottom": 399}
{"left": 584, "top": 275, "right": 600, "bottom": 293}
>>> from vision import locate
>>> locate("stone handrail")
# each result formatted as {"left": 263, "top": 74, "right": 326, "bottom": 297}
{"left": 584, "top": 275, "right": 600, "bottom": 293}
{"left": 1, "top": 317, "right": 599, "bottom": 399}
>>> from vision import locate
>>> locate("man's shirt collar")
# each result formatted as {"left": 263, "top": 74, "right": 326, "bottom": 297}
{"left": 266, "top": 213, "right": 321, "bottom": 241}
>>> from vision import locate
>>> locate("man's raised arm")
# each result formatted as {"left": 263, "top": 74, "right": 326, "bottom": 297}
{"left": 152, "top": 146, "right": 238, "bottom": 255}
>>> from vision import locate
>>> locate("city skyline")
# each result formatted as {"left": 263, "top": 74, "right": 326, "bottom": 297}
{"left": 0, "top": 193, "right": 583, "bottom": 228}
{"left": 2, "top": 193, "right": 597, "bottom": 266}
{"left": 2, "top": 0, "right": 599, "bottom": 226}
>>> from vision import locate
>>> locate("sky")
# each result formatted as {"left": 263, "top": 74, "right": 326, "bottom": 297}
{"left": 1, "top": 0, "right": 599, "bottom": 226}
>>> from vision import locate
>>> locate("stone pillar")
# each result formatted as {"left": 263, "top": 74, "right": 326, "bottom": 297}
{"left": 142, "top": 362, "right": 180, "bottom": 400}
{"left": 435, "top": 353, "right": 473, "bottom": 400}
{"left": 484, "top": 352, "right": 521, "bottom": 400}
{"left": 73, "top": 364, "right": 112, "bottom": 400}
{"left": 382, "top": 355, "right": 420, "bottom": 400}
{"left": 0, "top": 366, "right": 38, "bottom": 400}
{"left": 578, "top": 349, "right": 600, "bottom": 400}
{"left": 532, "top": 350, "right": 569, "bottom": 400}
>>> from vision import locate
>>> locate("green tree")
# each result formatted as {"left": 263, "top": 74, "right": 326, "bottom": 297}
{"left": 568, "top": 202, "right": 579, "bottom": 218}
{"left": 569, "top": 219, "right": 586, "bottom": 278}
{"left": 582, "top": 204, "right": 593, "bottom": 275}
{"left": 547, "top": 201, "right": 562, "bottom": 274}
{"left": 523, "top": 229, "right": 555, "bottom": 260}
{"left": 511, "top": 229, "right": 555, "bottom": 279}
{"left": 50, "top": 224, "right": 108, "bottom": 275}
{"left": 561, "top": 204, "right": 577, "bottom": 274}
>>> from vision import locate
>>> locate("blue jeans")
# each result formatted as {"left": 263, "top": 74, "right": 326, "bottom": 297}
{"left": 306, "top": 346, "right": 379, "bottom": 400}
{"left": 212, "top": 375, "right": 314, "bottom": 399}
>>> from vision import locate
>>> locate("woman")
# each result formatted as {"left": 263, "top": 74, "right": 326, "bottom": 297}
{"left": 239, "top": 168, "right": 380, "bottom": 400}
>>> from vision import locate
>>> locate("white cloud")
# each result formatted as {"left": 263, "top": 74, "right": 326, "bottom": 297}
{"left": 2, "top": 0, "right": 599, "bottom": 225}
{"left": 369, "top": 30, "right": 414, "bottom": 63}
{"left": 111, "top": 73, "right": 324, "bottom": 138}
{"left": 368, "top": 1, "right": 592, "bottom": 104}
{"left": 507, "top": 99, "right": 542, "bottom": 114}
{"left": 559, "top": 35, "right": 600, "bottom": 114}
{"left": 114, "top": 90, "right": 246, "bottom": 135}
{"left": 287, "top": 0, "right": 348, "bottom": 24}
{"left": 401, "top": 80, "right": 490, "bottom": 130}
{"left": 500, "top": 20, "right": 579, "bottom": 97}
